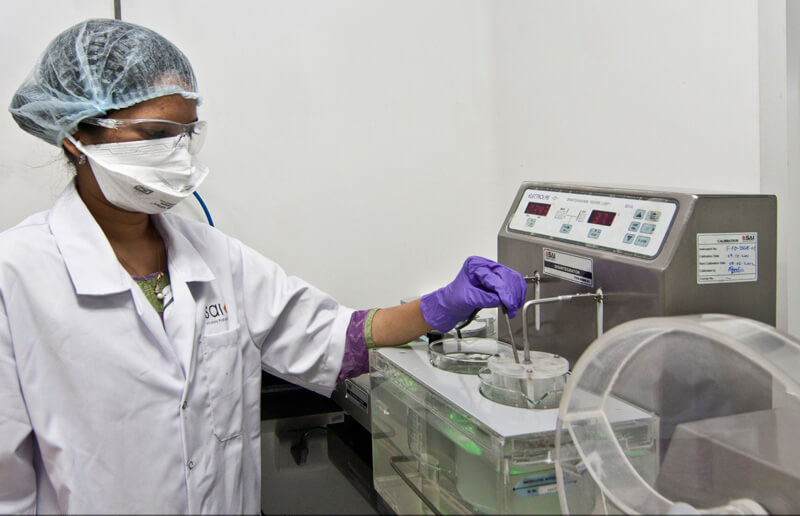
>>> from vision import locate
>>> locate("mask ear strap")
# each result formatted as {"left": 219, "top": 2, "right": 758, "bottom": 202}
{"left": 66, "top": 134, "right": 88, "bottom": 165}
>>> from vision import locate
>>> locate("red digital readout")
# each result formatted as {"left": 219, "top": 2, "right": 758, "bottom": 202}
{"left": 588, "top": 210, "right": 617, "bottom": 226}
{"left": 525, "top": 202, "right": 551, "bottom": 216}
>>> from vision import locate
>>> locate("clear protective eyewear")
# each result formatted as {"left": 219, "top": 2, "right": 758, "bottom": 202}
{"left": 81, "top": 118, "right": 207, "bottom": 155}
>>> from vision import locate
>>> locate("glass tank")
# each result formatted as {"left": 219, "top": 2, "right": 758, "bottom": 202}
{"left": 370, "top": 343, "right": 659, "bottom": 515}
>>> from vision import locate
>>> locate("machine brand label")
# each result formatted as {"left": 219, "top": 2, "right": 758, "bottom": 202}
{"left": 543, "top": 248, "right": 594, "bottom": 287}
{"left": 697, "top": 233, "right": 758, "bottom": 284}
{"left": 527, "top": 192, "right": 552, "bottom": 201}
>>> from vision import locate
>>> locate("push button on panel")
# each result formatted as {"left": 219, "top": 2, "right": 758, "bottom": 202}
{"left": 640, "top": 223, "right": 656, "bottom": 235}
{"left": 633, "top": 209, "right": 646, "bottom": 220}
{"left": 588, "top": 228, "right": 602, "bottom": 239}
{"left": 560, "top": 224, "right": 573, "bottom": 234}
{"left": 628, "top": 221, "right": 641, "bottom": 232}
{"left": 623, "top": 233, "right": 636, "bottom": 244}
{"left": 634, "top": 235, "right": 651, "bottom": 247}
{"left": 646, "top": 210, "right": 661, "bottom": 222}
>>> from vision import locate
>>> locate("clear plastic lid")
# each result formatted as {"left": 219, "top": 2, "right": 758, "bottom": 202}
{"left": 478, "top": 352, "right": 570, "bottom": 409}
{"left": 555, "top": 314, "right": 800, "bottom": 515}
{"left": 486, "top": 351, "right": 569, "bottom": 379}
{"left": 428, "top": 337, "right": 512, "bottom": 375}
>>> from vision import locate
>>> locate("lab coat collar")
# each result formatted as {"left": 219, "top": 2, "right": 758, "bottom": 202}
{"left": 49, "top": 181, "right": 131, "bottom": 296}
{"left": 154, "top": 214, "right": 216, "bottom": 285}
{"left": 49, "top": 181, "right": 214, "bottom": 296}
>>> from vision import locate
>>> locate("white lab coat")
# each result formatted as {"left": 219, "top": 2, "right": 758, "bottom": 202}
{"left": 0, "top": 182, "right": 353, "bottom": 514}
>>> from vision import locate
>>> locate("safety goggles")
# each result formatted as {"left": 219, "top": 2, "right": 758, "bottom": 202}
{"left": 81, "top": 118, "right": 208, "bottom": 155}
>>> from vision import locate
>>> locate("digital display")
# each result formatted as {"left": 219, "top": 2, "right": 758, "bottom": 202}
{"left": 525, "top": 202, "right": 551, "bottom": 216}
{"left": 588, "top": 210, "right": 617, "bottom": 226}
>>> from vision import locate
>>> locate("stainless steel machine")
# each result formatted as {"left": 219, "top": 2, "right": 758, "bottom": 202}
{"left": 367, "top": 182, "right": 778, "bottom": 515}
{"left": 498, "top": 182, "right": 776, "bottom": 365}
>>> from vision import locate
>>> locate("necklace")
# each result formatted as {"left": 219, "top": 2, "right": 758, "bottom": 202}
{"left": 114, "top": 246, "right": 167, "bottom": 300}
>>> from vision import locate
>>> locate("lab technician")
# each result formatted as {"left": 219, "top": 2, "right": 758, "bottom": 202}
{"left": 0, "top": 19, "right": 526, "bottom": 515}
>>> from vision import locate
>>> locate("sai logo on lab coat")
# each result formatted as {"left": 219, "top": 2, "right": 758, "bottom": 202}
{"left": 205, "top": 302, "right": 228, "bottom": 325}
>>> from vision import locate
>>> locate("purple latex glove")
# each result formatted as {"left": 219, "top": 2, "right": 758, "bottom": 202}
{"left": 420, "top": 256, "right": 527, "bottom": 333}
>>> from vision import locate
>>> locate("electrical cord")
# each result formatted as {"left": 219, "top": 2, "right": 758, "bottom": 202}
{"left": 290, "top": 426, "right": 328, "bottom": 466}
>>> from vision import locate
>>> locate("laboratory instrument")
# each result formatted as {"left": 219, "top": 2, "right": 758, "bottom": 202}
{"left": 367, "top": 183, "right": 777, "bottom": 514}
{"left": 370, "top": 342, "right": 655, "bottom": 514}
{"left": 499, "top": 182, "right": 776, "bottom": 364}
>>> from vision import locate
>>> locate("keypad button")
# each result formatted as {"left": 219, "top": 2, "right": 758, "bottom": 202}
{"left": 634, "top": 235, "right": 651, "bottom": 247}
{"left": 588, "top": 228, "right": 602, "bottom": 239}
{"left": 628, "top": 221, "right": 641, "bottom": 232}
{"left": 646, "top": 210, "right": 661, "bottom": 222}
{"left": 633, "top": 209, "right": 646, "bottom": 220}
{"left": 525, "top": 217, "right": 536, "bottom": 228}
{"left": 640, "top": 223, "right": 656, "bottom": 235}
{"left": 560, "top": 224, "right": 573, "bottom": 234}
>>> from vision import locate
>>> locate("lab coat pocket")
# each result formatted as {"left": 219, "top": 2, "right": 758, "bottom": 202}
{"left": 200, "top": 326, "right": 243, "bottom": 442}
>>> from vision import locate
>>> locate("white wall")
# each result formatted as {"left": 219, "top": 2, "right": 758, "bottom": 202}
{"left": 123, "top": 1, "right": 497, "bottom": 309}
{"left": 0, "top": 1, "right": 792, "bottom": 330}
{"left": 0, "top": 1, "right": 114, "bottom": 231}
{"left": 491, "top": 0, "right": 761, "bottom": 197}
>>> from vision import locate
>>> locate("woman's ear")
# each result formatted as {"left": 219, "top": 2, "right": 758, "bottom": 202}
{"left": 62, "top": 134, "right": 81, "bottom": 160}
{"left": 62, "top": 133, "right": 89, "bottom": 167}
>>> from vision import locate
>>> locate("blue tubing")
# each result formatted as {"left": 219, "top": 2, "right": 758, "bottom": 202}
{"left": 193, "top": 191, "right": 214, "bottom": 227}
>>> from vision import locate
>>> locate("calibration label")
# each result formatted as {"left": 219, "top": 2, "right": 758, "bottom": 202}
{"left": 514, "top": 474, "right": 559, "bottom": 498}
{"left": 697, "top": 233, "right": 758, "bottom": 284}
{"left": 543, "top": 248, "right": 594, "bottom": 287}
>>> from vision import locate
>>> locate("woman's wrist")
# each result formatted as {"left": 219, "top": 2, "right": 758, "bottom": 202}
{"left": 370, "top": 299, "right": 432, "bottom": 347}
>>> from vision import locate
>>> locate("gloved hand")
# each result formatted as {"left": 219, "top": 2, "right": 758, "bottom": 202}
{"left": 420, "top": 256, "right": 527, "bottom": 333}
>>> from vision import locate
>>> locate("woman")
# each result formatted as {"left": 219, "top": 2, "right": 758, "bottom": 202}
{"left": 0, "top": 19, "right": 526, "bottom": 514}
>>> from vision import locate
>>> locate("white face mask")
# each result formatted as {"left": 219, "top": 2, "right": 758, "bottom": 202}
{"left": 70, "top": 135, "right": 209, "bottom": 214}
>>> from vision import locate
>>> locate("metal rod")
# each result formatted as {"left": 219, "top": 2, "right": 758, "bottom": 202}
{"left": 114, "top": 0, "right": 122, "bottom": 19}
{"left": 596, "top": 288, "right": 604, "bottom": 338}
{"left": 534, "top": 271, "right": 542, "bottom": 331}
{"left": 501, "top": 306, "right": 520, "bottom": 364}
{"left": 521, "top": 289, "right": 603, "bottom": 364}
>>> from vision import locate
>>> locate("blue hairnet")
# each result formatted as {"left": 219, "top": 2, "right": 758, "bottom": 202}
{"left": 9, "top": 19, "right": 200, "bottom": 147}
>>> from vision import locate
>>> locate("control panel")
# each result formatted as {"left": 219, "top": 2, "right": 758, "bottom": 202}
{"left": 507, "top": 187, "right": 678, "bottom": 258}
